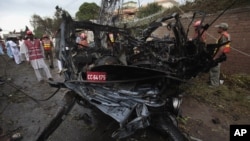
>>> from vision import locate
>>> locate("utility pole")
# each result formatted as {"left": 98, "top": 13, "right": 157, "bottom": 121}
{"left": 98, "top": 0, "right": 123, "bottom": 48}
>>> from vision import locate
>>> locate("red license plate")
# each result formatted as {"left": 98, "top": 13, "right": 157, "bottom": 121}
{"left": 87, "top": 71, "right": 107, "bottom": 81}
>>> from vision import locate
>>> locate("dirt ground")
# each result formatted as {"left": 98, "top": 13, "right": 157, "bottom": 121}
{"left": 0, "top": 54, "right": 249, "bottom": 141}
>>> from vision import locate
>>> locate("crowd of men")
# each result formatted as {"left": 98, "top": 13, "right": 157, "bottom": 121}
{"left": 0, "top": 29, "right": 95, "bottom": 85}
{"left": 0, "top": 31, "right": 55, "bottom": 84}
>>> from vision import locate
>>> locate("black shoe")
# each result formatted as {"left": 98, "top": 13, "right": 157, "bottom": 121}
{"left": 48, "top": 78, "right": 54, "bottom": 81}
{"left": 39, "top": 80, "right": 45, "bottom": 84}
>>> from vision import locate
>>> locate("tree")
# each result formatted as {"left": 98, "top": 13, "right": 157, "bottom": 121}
{"left": 30, "top": 12, "right": 62, "bottom": 38}
{"left": 136, "top": 2, "right": 163, "bottom": 18}
{"left": 29, "top": 2, "right": 100, "bottom": 38}
{"left": 75, "top": 2, "right": 100, "bottom": 21}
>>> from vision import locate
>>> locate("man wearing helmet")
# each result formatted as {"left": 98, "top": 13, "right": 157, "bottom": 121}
{"left": 192, "top": 20, "right": 206, "bottom": 42}
{"left": 78, "top": 32, "right": 89, "bottom": 48}
{"left": 23, "top": 31, "right": 53, "bottom": 82}
{"left": 41, "top": 34, "right": 54, "bottom": 69}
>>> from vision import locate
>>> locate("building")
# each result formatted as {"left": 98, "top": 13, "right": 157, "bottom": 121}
{"left": 123, "top": 1, "right": 137, "bottom": 9}
{"left": 117, "top": 0, "right": 180, "bottom": 21}
{"left": 114, "top": 1, "right": 138, "bottom": 21}
{"left": 154, "top": 0, "right": 179, "bottom": 9}
{"left": 3, "top": 33, "right": 21, "bottom": 40}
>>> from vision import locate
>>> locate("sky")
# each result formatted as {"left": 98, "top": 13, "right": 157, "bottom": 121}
{"left": 0, "top": 0, "right": 179, "bottom": 35}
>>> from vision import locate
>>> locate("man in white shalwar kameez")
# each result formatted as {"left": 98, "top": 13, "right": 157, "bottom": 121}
{"left": 7, "top": 38, "right": 22, "bottom": 64}
{"left": 23, "top": 31, "right": 53, "bottom": 82}
{"left": 19, "top": 36, "right": 27, "bottom": 62}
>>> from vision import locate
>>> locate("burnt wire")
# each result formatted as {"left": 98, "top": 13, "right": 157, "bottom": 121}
{"left": 206, "top": 0, "right": 238, "bottom": 30}
{"left": 0, "top": 102, "right": 9, "bottom": 114}
{"left": 66, "top": 74, "right": 187, "bottom": 84}
{"left": 5, "top": 81, "right": 61, "bottom": 102}
{"left": 0, "top": 55, "right": 61, "bottom": 103}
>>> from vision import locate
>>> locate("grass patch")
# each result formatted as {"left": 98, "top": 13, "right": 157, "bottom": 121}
{"left": 180, "top": 73, "right": 250, "bottom": 116}
{"left": 226, "top": 73, "right": 250, "bottom": 90}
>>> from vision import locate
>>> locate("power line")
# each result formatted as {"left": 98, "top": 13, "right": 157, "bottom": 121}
{"left": 231, "top": 48, "right": 250, "bottom": 57}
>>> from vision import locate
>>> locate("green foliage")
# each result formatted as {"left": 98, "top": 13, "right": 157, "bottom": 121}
{"left": 30, "top": 11, "right": 62, "bottom": 38}
{"left": 180, "top": 74, "right": 250, "bottom": 113}
{"left": 29, "top": 2, "right": 100, "bottom": 38}
{"left": 136, "top": 3, "right": 163, "bottom": 18}
{"left": 75, "top": 2, "right": 100, "bottom": 21}
{"left": 227, "top": 74, "right": 250, "bottom": 89}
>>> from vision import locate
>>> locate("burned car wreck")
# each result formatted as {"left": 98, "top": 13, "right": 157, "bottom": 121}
{"left": 38, "top": 6, "right": 228, "bottom": 141}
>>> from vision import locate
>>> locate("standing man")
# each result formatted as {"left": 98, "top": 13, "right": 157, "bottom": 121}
{"left": 24, "top": 31, "right": 53, "bottom": 82}
{"left": 78, "top": 32, "right": 89, "bottom": 48}
{"left": 86, "top": 30, "right": 95, "bottom": 47}
{"left": 209, "top": 23, "right": 231, "bottom": 87}
{"left": 8, "top": 37, "right": 22, "bottom": 64}
{"left": 192, "top": 20, "right": 206, "bottom": 43}
{"left": 41, "top": 34, "right": 54, "bottom": 69}
{"left": 0, "top": 38, "right": 5, "bottom": 55}
{"left": 5, "top": 38, "right": 14, "bottom": 59}
{"left": 19, "top": 36, "right": 27, "bottom": 62}
{"left": 0, "top": 34, "right": 5, "bottom": 85}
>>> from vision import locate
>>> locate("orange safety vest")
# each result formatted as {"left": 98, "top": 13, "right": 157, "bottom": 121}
{"left": 42, "top": 40, "right": 52, "bottom": 51}
{"left": 218, "top": 32, "right": 231, "bottom": 53}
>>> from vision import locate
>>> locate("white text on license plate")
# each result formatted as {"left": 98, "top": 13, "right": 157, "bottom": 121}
{"left": 87, "top": 72, "right": 106, "bottom": 81}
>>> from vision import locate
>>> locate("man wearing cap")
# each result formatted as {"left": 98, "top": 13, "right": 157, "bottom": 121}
{"left": 24, "top": 31, "right": 53, "bottom": 82}
{"left": 78, "top": 32, "right": 89, "bottom": 48}
{"left": 209, "top": 22, "right": 231, "bottom": 87}
{"left": 41, "top": 34, "right": 54, "bottom": 69}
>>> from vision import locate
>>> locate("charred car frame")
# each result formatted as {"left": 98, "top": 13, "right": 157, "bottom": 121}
{"left": 37, "top": 7, "right": 228, "bottom": 141}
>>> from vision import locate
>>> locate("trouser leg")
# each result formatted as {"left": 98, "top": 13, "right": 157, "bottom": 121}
{"left": 0, "top": 46, "right": 4, "bottom": 55}
{"left": 39, "top": 60, "right": 52, "bottom": 79}
{"left": 43, "top": 65, "right": 52, "bottom": 79}
{"left": 45, "top": 51, "right": 49, "bottom": 60}
{"left": 34, "top": 69, "right": 43, "bottom": 81}
{"left": 49, "top": 51, "right": 54, "bottom": 68}
{"left": 57, "top": 60, "right": 62, "bottom": 71}
{"left": 20, "top": 53, "right": 25, "bottom": 61}
{"left": 209, "top": 63, "right": 221, "bottom": 86}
